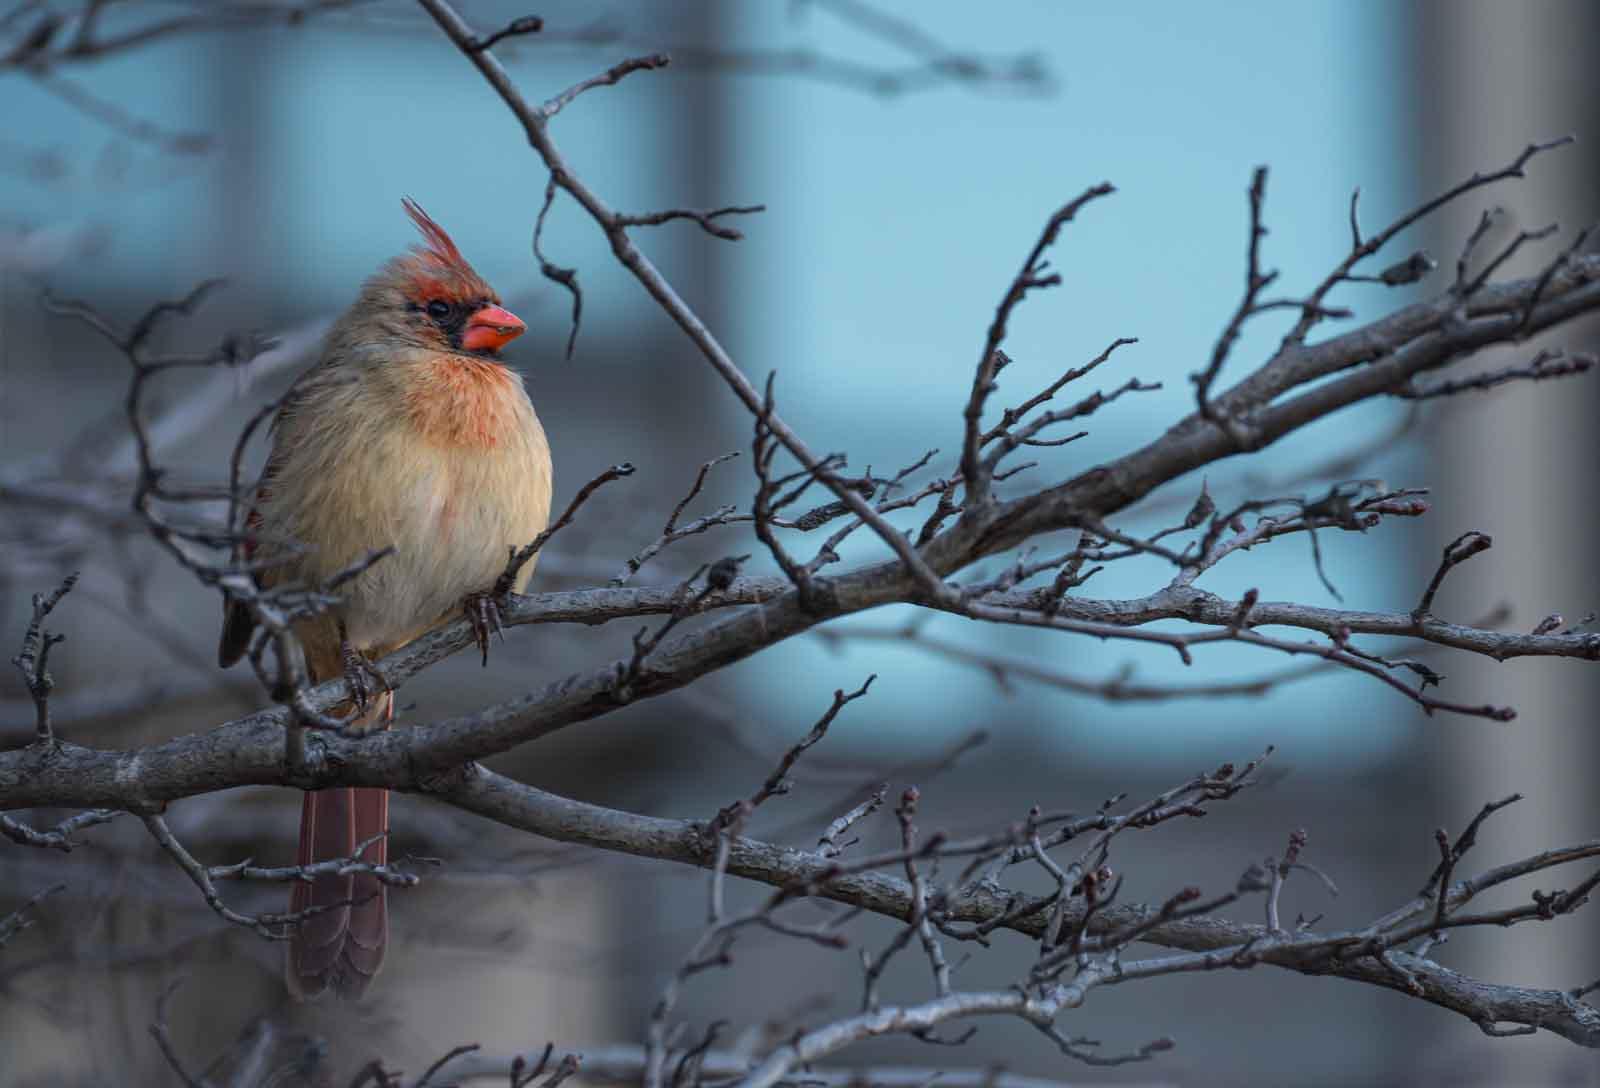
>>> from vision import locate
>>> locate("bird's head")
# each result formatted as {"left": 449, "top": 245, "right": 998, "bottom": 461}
{"left": 350, "top": 198, "right": 526, "bottom": 358}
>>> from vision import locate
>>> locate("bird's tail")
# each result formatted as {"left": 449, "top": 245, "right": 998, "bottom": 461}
{"left": 286, "top": 694, "right": 390, "bottom": 1001}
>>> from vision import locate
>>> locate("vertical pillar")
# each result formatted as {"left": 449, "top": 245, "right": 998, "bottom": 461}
{"left": 1412, "top": 1, "right": 1600, "bottom": 1079}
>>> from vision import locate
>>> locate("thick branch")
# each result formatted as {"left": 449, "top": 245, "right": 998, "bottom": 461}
{"left": 428, "top": 766, "right": 1600, "bottom": 1049}
{"left": 5, "top": 574, "right": 1596, "bottom": 811}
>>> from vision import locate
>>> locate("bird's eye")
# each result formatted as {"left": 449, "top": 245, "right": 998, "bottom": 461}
{"left": 426, "top": 300, "right": 451, "bottom": 320}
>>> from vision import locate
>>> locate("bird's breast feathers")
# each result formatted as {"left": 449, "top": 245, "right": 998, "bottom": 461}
{"left": 404, "top": 355, "right": 529, "bottom": 450}
{"left": 262, "top": 357, "right": 553, "bottom": 651}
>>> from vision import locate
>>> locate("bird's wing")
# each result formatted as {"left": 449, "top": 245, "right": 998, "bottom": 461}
{"left": 217, "top": 369, "right": 322, "bottom": 668}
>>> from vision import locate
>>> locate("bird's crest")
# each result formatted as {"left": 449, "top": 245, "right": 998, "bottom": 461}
{"left": 403, "top": 197, "right": 465, "bottom": 270}
{"left": 394, "top": 197, "right": 493, "bottom": 302}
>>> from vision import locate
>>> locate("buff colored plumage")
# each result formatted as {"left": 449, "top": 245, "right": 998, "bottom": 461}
{"left": 219, "top": 199, "right": 553, "bottom": 999}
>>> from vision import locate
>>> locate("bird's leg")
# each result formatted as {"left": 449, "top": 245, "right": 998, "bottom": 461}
{"left": 338, "top": 621, "right": 389, "bottom": 719}
{"left": 461, "top": 590, "right": 505, "bottom": 668}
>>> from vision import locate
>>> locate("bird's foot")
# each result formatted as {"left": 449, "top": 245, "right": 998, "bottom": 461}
{"left": 340, "top": 638, "right": 390, "bottom": 724}
{"left": 462, "top": 590, "right": 506, "bottom": 667}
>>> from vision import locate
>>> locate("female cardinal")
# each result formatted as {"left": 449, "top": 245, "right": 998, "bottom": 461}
{"left": 218, "top": 199, "right": 554, "bottom": 999}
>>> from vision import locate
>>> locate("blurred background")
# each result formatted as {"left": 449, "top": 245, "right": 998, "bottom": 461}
{"left": 3, "top": 1, "right": 1598, "bottom": 1084}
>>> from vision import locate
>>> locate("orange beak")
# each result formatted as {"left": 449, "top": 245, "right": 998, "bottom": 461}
{"left": 461, "top": 304, "right": 525, "bottom": 352}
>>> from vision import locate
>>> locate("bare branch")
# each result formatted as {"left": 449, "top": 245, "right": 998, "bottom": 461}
{"left": 139, "top": 812, "right": 410, "bottom": 941}
{"left": 1194, "top": 165, "right": 1277, "bottom": 425}
{"left": 960, "top": 185, "right": 1115, "bottom": 507}
{"left": 448, "top": 1047, "right": 1087, "bottom": 1088}
{"left": 712, "top": 677, "right": 875, "bottom": 833}
{"left": 148, "top": 979, "right": 209, "bottom": 1088}
{"left": 1, "top": 808, "right": 119, "bottom": 851}
{"left": 1415, "top": 531, "right": 1493, "bottom": 620}
{"left": 819, "top": 785, "right": 889, "bottom": 858}
{"left": 497, "top": 463, "right": 637, "bottom": 597}
{"left": 468, "top": 14, "right": 543, "bottom": 53}
{"left": 614, "top": 204, "right": 767, "bottom": 242}
{"left": 1398, "top": 348, "right": 1595, "bottom": 400}
{"left": 10, "top": 571, "right": 77, "bottom": 742}
{"left": 613, "top": 453, "right": 741, "bottom": 585}
{"left": 0, "top": 882, "right": 62, "bottom": 950}
{"left": 533, "top": 176, "right": 582, "bottom": 358}
{"left": 827, "top": 624, "right": 1335, "bottom": 703}
{"left": 1279, "top": 134, "right": 1575, "bottom": 348}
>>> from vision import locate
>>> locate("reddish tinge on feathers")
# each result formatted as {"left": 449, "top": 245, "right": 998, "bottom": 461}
{"left": 405, "top": 356, "right": 524, "bottom": 448}
{"left": 397, "top": 196, "right": 495, "bottom": 303}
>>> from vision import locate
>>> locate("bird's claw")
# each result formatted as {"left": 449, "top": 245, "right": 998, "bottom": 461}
{"left": 463, "top": 590, "right": 505, "bottom": 667}
{"left": 340, "top": 637, "right": 390, "bottom": 723}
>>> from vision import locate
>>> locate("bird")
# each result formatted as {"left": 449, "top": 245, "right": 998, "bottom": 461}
{"left": 218, "top": 198, "right": 554, "bottom": 1000}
